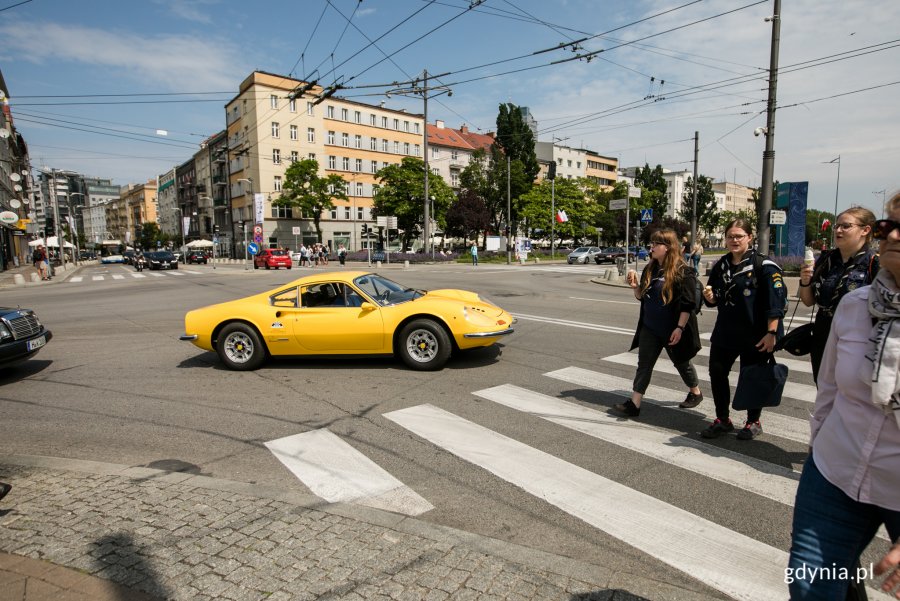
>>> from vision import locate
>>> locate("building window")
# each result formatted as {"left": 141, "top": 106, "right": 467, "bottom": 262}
{"left": 371, "top": 160, "right": 378, "bottom": 174}
{"left": 414, "top": 144, "right": 421, "bottom": 156}
{"left": 370, "top": 137, "right": 377, "bottom": 150}
{"left": 271, "top": 122, "right": 280, "bottom": 138}
{"left": 291, "top": 151, "right": 299, "bottom": 163}
{"left": 341, "top": 108, "right": 348, "bottom": 121}
{"left": 307, "top": 128, "right": 315, "bottom": 143}
{"left": 327, "top": 106, "right": 335, "bottom": 119}
{"left": 328, "top": 155, "right": 336, "bottom": 169}
{"left": 381, "top": 139, "right": 388, "bottom": 152}
{"left": 274, "top": 175, "right": 282, "bottom": 191}
{"left": 403, "top": 142, "right": 410, "bottom": 155}
{"left": 307, "top": 102, "right": 314, "bottom": 116}
{"left": 393, "top": 118, "right": 399, "bottom": 130}
{"left": 354, "top": 134, "right": 362, "bottom": 149}
{"left": 290, "top": 125, "right": 298, "bottom": 141}
{"left": 308, "top": 153, "right": 316, "bottom": 160}
{"left": 451, "top": 150, "right": 458, "bottom": 160}
{"left": 451, "top": 171, "right": 459, "bottom": 187}
{"left": 414, "top": 123, "right": 420, "bottom": 134}
{"left": 355, "top": 158, "right": 362, "bottom": 172}
{"left": 354, "top": 111, "right": 361, "bottom": 124}
{"left": 270, "top": 94, "right": 278, "bottom": 109}
{"left": 327, "top": 131, "right": 335, "bottom": 145}
{"left": 273, "top": 203, "right": 291, "bottom": 218}
{"left": 369, "top": 114, "right": 376, "bottom": 126}
{"left": 344, "top": 207, "right": 351, "bottom": 219}
{"left": 273, "top": 149, "right": 281, "bottom": 164}
{"left": 567, "top": 160, "right": 572, "bottom": 167}
{"left": 289, "top": 99, "right": 296, "bottom": 113}
{"left": 342, "top": 157, "right": 350, "bottom": 171}
{"left": 341, "top": 133, "right": 349, "bottom": 147}
{"left": 393, "top": 141, "right": 400, "bottom": 154}
{"left": 330, "top": 208, "right": 338, "bottom": 219}
{"left": 403, "top": 121, "right": 410, "bottom": 132}
{"left": 355, "top": 182, "right": 363, "bottom": 196}
{"left": 381, "top": 116, "right": 388, "bottom": 128}
{"left": 431, "top": 147, "right": 439, "bottom": 158}
{"left": 357, "top": 207, "right": 364, "bottom": 220}
{"left": 432, "top": 167, "right": 439, "bottom": 175}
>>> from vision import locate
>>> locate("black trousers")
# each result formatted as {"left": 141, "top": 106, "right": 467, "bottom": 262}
{"left": 809, "top": 311, "right": 833, "bottom": 385}
{"left": 708, "top": 343, "right": 770, "bottom": 423}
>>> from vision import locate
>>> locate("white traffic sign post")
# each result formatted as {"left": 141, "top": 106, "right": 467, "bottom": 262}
{"left": 770, "top": 210, "right": 787, "bottom": 256}
{"left": 612, "top": 187, "right": 642, "bottom": 269}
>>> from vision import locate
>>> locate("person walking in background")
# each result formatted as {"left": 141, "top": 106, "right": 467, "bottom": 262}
{"left": 682, "top": 236, "right": 692, "bottom": 264}
{"left": 691, "top": 241, "right": 703, "bottom": 274}
{"left": 338, "top": 244, "right": 347, "bottom": 266}
{"left": 700, "top": 219, "right": 787, "bottom": 441}
{"left": 613, "top": 229, "right": 703, "bottom": 418}
{"left": 797, "top": 206, "right": 879, "bottom": 383}
{"left": 32, "top": 244, "right": 49, "bottom": 280}
{"left": 788, "top": 194, "right": 900, "bottom": 600}
{"left": 471, "top": 243, "right": 478, "bottom": 266}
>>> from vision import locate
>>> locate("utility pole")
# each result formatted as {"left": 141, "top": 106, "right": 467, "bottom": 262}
{"left": 506, "top": 155, "right": 511, "bottom": 265}
{"left": 49, "top": 169, "right": 66, "bottom": 272}
{"left": 757, "top": 0, "right": 781, "bottom": 256}
{"left": 690, "top": 131, "right": 699, "bottom": 248}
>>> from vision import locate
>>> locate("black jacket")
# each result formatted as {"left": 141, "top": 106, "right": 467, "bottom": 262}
{"left": 630, "top": 263, "right": 701, "bottom": 364}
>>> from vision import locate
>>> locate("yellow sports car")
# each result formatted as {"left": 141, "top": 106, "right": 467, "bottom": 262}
{"left": 180, "top": 271, "right": 514, "bottom": 371}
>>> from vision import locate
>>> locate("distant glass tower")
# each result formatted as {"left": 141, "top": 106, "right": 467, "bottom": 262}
{"left": 519, "top": 107, "right": 538, "bottom": 139}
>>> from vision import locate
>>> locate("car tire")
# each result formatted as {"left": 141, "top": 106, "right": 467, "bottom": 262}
{"left": 287, "top": 265, "right": 292, "bottom": 270}
{"left": 217, "top": 322, "right": 266, "bottom": 371}
{"left": 254, "top": 262, "right": 259, "bottom": 269}
{"left": 265, "top": 263, "right": 270, "bottom": 270}
{"left": 398, "top": 319, "right": 451, "bottom": 371}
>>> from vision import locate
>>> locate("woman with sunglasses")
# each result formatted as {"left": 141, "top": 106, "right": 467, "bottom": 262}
{"left": 788, "top": 195, "right": 900, "bottom": 599}
{"left": 700, "top": 219, "right": 787, "bottom": 440}
{"left": 614, "top": 229, "right": 702, "bottom": 417}
{"left": 798, "top": 206, "right": 879, "bottom": 384}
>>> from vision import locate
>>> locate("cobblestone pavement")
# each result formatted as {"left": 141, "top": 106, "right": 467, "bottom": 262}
{"left": 0, "top": 455, "right": 710, "bottom": 601}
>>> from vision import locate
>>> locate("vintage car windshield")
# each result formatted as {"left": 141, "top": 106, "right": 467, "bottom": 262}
{"left": 353, "top": 274, "right": 424, "bottom": 306}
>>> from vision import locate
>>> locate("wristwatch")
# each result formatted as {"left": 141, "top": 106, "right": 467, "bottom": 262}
{"left": 767, "top": 330, "right": 777, "bottom": 336}
{"left": 675, "top": 325, "right": 685, "bottom": 331}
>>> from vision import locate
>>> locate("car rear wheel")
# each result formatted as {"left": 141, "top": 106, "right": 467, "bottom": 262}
{"left": 398, "top": 319, "right": 451, "bottom": 371}
{"left": 254, "top": 262, "right": 259, "bottom": 269}
{"left": 217, "top": 323, "right": 266, "bottom": 371}
{"left": 265, "top": 262, "right": 270, "bottom": 269}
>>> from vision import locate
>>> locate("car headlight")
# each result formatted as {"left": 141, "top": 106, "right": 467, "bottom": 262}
{"left": 0, "top": 322, "right": 11, "bottom": 341}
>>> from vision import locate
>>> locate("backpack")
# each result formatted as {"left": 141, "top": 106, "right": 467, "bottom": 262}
{"left": 32, "top": 249, "right": 41, "bottom": 262}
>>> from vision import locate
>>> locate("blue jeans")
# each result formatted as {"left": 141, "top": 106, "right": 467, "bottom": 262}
{"left": 789, "top": 455, "right": 900, "bottom": 600}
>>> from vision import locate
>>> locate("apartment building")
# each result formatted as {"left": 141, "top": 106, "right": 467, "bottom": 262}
{"left": 585, "top": 151, "right": 618, "bottom": 189}
{"left": 712, "top": 181, "right": 756, "bottom": 213}
{"left": 535, "top": 143, "right": 618, "bottom": 190}
{"left": 426, "top": 120, "right": 494, "bottom": 190}
{"left": 225, "top": 71, "right": 425, "bottom": 252}
{"left": 110, "top": 180, "right": 157, "bottom": 245}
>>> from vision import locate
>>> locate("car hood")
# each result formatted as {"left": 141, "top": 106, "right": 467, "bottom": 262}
{"left": 422, "top": 289, "right": 506, "bottom": 316}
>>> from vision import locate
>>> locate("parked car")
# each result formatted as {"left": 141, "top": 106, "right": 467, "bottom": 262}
{"left": 0, "top": 307, "right": 52, "bottom": 369}
{"left": 593, "top": 247, "right": 627, "bottom": 264}
{"left": 566, "top": 246, "right": 601, "bottom": 264}
{"left": 180, "top": 271, "right": 514, "bottom": 371}
{"left": 254, "top": 248, "right": 293, "bottom": 270}
{"left": 186, "top": 251, "right": 208, "bottom": 264}
{"left": 146, "top": 251, "right": 179, "bottom": 270}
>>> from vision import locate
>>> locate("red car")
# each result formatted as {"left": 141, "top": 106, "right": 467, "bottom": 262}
{"left": 254, "top": 248, "right": 293, "bottom": 270}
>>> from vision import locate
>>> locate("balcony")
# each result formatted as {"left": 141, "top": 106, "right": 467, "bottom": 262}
{"left": 213, "top": 196, "right": 228, "bottom": 208}
{"left": 213, "top": 175, "right": 227, "bottom": 185}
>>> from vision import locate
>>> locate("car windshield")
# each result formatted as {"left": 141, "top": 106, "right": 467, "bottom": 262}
{"left": 573, "top": 247, "right": 589, "bottom": 253}
{"left": 270, "top": 249, "right": 288, "bottom": 256}
{"left": 353, "top": 274, "right": 424, "bottom": 306}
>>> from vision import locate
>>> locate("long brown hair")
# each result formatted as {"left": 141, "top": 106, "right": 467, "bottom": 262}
{"left": 838, "top": 206, "right": 876, "bottom": 245}
{"left": 639, "top": 229, "right": 686, "bottom": 305}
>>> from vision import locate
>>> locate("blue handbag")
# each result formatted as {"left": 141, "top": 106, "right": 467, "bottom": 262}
{"left": 732, "top": 355, "right": 788, "bottom": 411}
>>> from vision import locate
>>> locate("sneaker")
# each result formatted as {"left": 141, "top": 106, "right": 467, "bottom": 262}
{"left": 612, "top": 400, "right": 641, "bottom": 417}
{"left": 737, "top": 421, "right": 762, "bottom": 440}
{"left": 0, "top": 482, "right": 10, "bottom": 502}
{"left": 679, "top": 391, "right": 703, "bottom": 409}
{"left": 701, "top": 418, "right": 734, "bottom": 439}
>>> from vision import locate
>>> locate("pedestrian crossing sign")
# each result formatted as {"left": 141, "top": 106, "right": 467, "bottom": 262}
{"left": 640, "top": 209, "right": 653, "bottom": 223}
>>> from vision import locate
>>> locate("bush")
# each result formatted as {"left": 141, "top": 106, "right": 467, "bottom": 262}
{"left": 345, "top": 250, "right": 459, "bottom": 264}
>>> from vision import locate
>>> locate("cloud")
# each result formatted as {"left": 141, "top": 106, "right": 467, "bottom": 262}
{"left": 152, "top": 0, "right": 220, "bottom": 24}
{"left": 0, "top": 21, "right": 244, "bottom": 91}
{"left": 356, "top": 8, "right": 377, "bottom": 18}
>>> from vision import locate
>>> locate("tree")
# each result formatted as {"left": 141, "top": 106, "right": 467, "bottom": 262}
{"left": 459, "top": 146, "right": 530, "bottom": 243}
{"left": 373, "top": 157, "right": 454, "bottom": 251}
{"left": 518, "top": 178, "right": 598, "bottom": 246}
{"left": 274, "top": 159, "right": 348, "bottom": 243}
{"left": 679, "top": 175, "right": 718, "bottom": 237}
{"left": 444, "top": 189, "right": 491, "bottom": 245}
{"left": 139, "top": 222, "right": 167, "bottom": 250}
{"left": 495, "top": 103, "right": 539, "bottom": 182}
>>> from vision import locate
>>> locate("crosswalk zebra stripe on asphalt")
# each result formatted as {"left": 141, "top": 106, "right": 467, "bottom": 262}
{"left": 601, "top": 352, "right": 818, "bottom": 404}
{"left": 149, "top": 272, "right": 165, "bottom": 277}
{"left": 474, "top": 383, "right": 801, "bottom": 504}
{"left": 545, "top": 366, "right": 811, "bottom": 444}
{"left": 92, "top": 275, "right": 103, "bottom": 281}
{"left": 513, "top": 313, "right": 634, "bottom": 335}
{"left": 70, "top": 276, "right": 83, "bottom": 282}
{"left": 132, "top": 273, "right": 146, "bottom": 278}
{"left": 168, "top": 270, "right": 185, "bottom": 275}
{"left": 264, "top": 428, "right": 434, "bottom": 517}
{"left": 384, "top": 403, "right": 790, "bottom": 601}
{"left": 694, "top": 346, "right": 812, "bottom": 374}
{"left": 112, "top": 274, "right": 124, "bottom": 280}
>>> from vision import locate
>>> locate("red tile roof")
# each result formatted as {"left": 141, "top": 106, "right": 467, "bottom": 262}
{"left": 426, "top": 123, "right": 495, "bottom": 152}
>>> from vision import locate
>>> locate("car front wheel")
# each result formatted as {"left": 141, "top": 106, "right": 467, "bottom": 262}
{"left": 217, "top": 323, "right": 266, "bottom": 371}
{"left": 398, "top": 319, "right": 451, "bottom": 371}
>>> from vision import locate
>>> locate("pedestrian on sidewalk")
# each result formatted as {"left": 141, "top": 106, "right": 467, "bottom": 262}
{"left": 338, "top": 244, "right": 347, "bottom": 266}
{"left": 614, "top": 228, "right": 702, "bottom": 418}
{"left": 700, "top": 219, "right": 787, "bottom": 441}
{"left": 470, "top": 243, "right": 478, "bottom": 266}
{"left": 788, "top": 193, "right": 900, "bottom": 600}
{"left": 32, "top": 244, "right": 49, "bottom": 280}
{"left": 691, "top": 242, "right": 703, "bottom": 274}
{"left": 797, "top": 206, "right": 879, "bottom": 384}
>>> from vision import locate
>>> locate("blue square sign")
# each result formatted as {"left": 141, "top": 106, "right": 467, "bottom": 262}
{"left": 640, "top": 209, "right": 653, "bottom": 223}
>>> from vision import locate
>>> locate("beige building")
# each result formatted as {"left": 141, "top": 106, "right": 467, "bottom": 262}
{"left": 225, "top": 71, "right": 426, "bottom": 252}
{"left": 585, "top": 151, "right": 618, "bottom": 189}
{"left": 712, "top": 181, "right": 757, "bottom": 213}
{"left": 107, "top": 180, "right": 157, "bottom": 246}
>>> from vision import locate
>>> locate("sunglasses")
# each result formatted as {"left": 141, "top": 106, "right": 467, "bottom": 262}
{"left": 873, "top": 219, "right": 900, "bottom": 240}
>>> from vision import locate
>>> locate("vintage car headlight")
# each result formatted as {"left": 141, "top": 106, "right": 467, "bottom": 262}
{"left": 0, "top": 322, "right": 11, "bottom": 341}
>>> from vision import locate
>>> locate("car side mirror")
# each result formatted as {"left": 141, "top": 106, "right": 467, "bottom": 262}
{"left": 359, "top": 302, "right": 377, "bottom": 312}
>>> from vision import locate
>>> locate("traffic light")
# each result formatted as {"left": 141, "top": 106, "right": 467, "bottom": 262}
{"left": 361, "top": 224, "right": 368, "bottom": 236}
{"left": 213, "top": 224, "right": 220, "bottom": 234}
{"left": 44, "top": 217, "right": 55, "bottom": 237}
{"left": 547, "top": 161, "right": 557, "bottom": 180}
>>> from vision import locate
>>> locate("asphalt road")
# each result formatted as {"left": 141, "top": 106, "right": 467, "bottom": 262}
{"left": 2, "top": 260, "right": 887, "bottom": 600}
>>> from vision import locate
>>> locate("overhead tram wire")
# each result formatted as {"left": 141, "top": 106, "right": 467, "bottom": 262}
{"left": 14, "top": 108, "right": 211, "bottom": 139}
{"left": 13, "top": 116, "right": 201, "bottom": 150}
{"left": 308, "top": 0, "right": 365, "bottom": 81}
{"left": 13, "top": 111, "right": 201, "bottom": 146}
{"left": 288, "top": 2, "right": 329, "bottom": 78}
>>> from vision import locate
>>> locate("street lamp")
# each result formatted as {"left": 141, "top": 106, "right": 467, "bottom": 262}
{"left": 873, "top": 189, "right": 887, "bottom": 218}
{"left": 68, "top": 192, "right": 86, "bottom": 264}
{"left": 824, "top": 155, "right": 840, "bottom": 245}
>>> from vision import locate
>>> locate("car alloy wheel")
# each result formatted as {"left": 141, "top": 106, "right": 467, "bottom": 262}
{"left": 217, "top": 323, "right": 266, "bottom": 370}
{"left": 399, "top": 319, "right": 451, "bottom": 371}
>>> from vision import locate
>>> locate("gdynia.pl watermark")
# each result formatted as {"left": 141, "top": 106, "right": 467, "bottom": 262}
{"left": 785, "top": 563, "right": 875, "bottom": 585}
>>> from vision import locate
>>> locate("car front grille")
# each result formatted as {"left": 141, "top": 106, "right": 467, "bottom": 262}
{"left": 8, "top": 313, "right": 41, "bottom": 340}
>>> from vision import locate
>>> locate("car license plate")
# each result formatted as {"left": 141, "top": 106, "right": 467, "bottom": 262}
{"left": 27, "top": 335, "right": 46, "bottom": 351}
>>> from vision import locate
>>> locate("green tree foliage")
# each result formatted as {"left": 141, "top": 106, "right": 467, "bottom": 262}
{"left": 806, "top": 208, "right": 835, "bottom": 247}
{"left": 459, "top": 146, "right": 530, "bottom": 241}
{"left": 679, "top": 175, "right": 719, "bottom": 237}
{"left": 444, "top": 189, "right": 491, "bottom": 245}
{"left": 495, "top": 103, "right": 539, "bottom": 182}
{"left": 372, "top": 157, "right": 454, "bottom": 251}
{"left": 518, "top": 178, "right": 599, "bottom": 246}
{"left": 139, "top": 222, "right": 167, "bottom": 250}
{"left": 275, "top": 159, "right": 348, "bottom": 243}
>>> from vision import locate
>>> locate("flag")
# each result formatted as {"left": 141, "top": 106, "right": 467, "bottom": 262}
{"left": 556, "top": 210, "right": 569, "bottom": 223}
{"left": 821, "top": 218, "right": 831, "bottom": 231}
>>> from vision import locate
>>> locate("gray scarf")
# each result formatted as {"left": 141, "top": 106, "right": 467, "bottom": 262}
{"left": 867, "top": 271, "right": 900, "bottom": 428}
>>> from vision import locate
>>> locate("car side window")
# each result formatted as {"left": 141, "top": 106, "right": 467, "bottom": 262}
{"left": 270, "top": 287, "right": 299, "bottom": 308}
{"left": 301, "top": 283, "right": 363, "bottom": 308}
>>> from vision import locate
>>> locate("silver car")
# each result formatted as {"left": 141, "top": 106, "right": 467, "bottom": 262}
{"left": 567, "top": 246, "right": 601, "bottom": 264}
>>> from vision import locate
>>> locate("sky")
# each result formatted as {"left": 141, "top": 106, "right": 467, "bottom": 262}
{"left": 2, "top": 0, "right": 898, "bottom": 217}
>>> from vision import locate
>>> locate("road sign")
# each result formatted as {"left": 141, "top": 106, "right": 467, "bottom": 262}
{"left": 640, "top": 209, "right": 653, "bottom": 223}
{"left": 291, "top": 226, "right": 301, "bottom": 235}
{"left": 213, "top": 236, "right": 219, "bottom": 244}
{"left": 253, "top": 224, "right": 263, "bottom": 237}
{"left": 628, "top": 186, "right": 642, "bottom": 198}
{"left": 248, "top": 242, "right": 259, "bottom": 256}
{"left": 769, "top": 210, "right": 786, "bottom": 225}
{"left": 610, "top": 198, "right": 628, "bottom": 210}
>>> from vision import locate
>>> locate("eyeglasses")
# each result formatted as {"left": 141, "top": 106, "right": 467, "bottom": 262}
{"left": 649, "top": 241, "right": 668, "bottom": 247}
{"left": 725, "top": 234, "right": 748, "bottom": 241}
{"left": 873, "top": 219, "right": 900, "bottom": 240}
{"left": 833, "top": 222, "right": 862, "bottom": 231}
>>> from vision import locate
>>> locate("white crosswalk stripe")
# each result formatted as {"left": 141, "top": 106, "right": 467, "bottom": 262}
{"left": 111, "top": 274, "right": 124, "bottom": 280}
{"left": 384, "top": 403, "right": 791, "bottom": 601}
{"left": 70, "top": 276, "right": 83, "bottom": 282}
{"left": 132, "top": 273, "right": 146, "bottom": 278}
{"left": 92, "top": 275, "right": 103, "bottom": 281}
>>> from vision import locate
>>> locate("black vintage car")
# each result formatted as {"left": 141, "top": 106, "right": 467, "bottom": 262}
{"left": 146, "top": 251, "right": 179, "bottom": 270}
{"left": 0, "top": 308, "right": 52, "bottom": 369}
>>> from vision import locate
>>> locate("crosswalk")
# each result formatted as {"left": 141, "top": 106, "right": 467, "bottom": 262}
{"left": 70, "top": 269, "right": 202, "bottom": 283}
{"left": 262, "top": 341, "right": 895, "bottom": 601}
